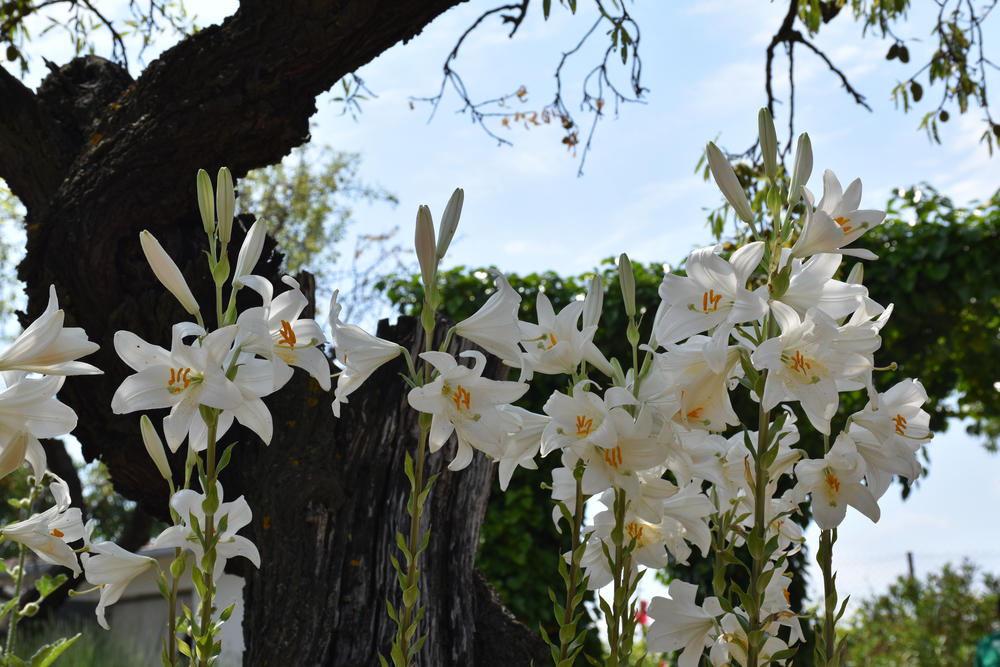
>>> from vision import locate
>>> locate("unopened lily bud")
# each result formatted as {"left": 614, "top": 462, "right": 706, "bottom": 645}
{"left": 758, "top": 108, "right": 778, "bottom": 181}
{"left": 788, "top": 133, "right": 813, "bottom": 206}
{"left": 582, "top": 273, "right": 603, "bottom": 329}
{"left": 706, "top": 142, "right": 754, "bottom": 223}
{"left": 415, "top": 205, "right": 437, "bottom": 290}
{"left": 618, "top": 253, "right": 636, "bottom": 318}
{"left": 216, "top": 167, "right": 235, "bottom": 244}
{"left": 436, "top": 188, "right": 464, "bottom": 260}
{"left": 233, "top": 220, "right": 266, "bottom": 286}
{"left": 139, "top": 231, "right": 201, "bottom": 316}
{"left": 196, "top": 169, "right": 215, "bottom": 235}
{"left": 846, "top": 262, "right": 863, "bottom": 285}
{"left": 140, "top": 415, "right": 172, "bottom": 481}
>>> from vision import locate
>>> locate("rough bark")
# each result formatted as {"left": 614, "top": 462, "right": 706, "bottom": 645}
{"left": 1, "top": 0, "right": 547, "bottom": 663}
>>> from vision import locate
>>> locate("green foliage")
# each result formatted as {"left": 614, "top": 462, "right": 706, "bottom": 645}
{"left": 857, "top": 185, "right": 1000, "bottom": 451}
{"left": 18, "top": 617, "right": 139, "bottom": 667}
{"left": 843, "top": 560, "right": 1000, "bottom": 666}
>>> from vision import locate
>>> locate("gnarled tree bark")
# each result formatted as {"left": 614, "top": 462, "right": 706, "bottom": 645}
{"left": 1, "top": 1, "right": 546, "bottom": 663}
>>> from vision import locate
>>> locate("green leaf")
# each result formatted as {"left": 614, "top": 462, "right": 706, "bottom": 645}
{"left": 215, "top": 442, "right": 237, "bottom": 475}
{"left": 29, "top": 634, "right": 81, "bottom": 667}
{"left": 33, "top": 573, "right": 67, "bottom": 598}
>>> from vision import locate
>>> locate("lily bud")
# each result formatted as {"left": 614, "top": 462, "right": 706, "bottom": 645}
{"left": 216, "top": 167, "right": 235, "bottom": 244}
{"left": 618, "top": 253, "right": 636, "bottom": 318}
{"left": 758, "top": 108, "right": 778, "bottom": 181}
{"left": 706, "top": 142, "right": 754, "bottom": 223}
{"left": 139, "top": 230, "right": 200, "bottom": 316}
{"left": 436, "top": 187, "right": 464, "bottom": 260}
{"left": 415, "top": 205, "right": 437, "bottom": 290}
{"left": 140, "top": 415, "right": 172, "bottom": 481}
{"left": 233, "top": 220, "right": 266, "bottom": 286}
{"left": 846, "top": 262, "right": 863, "bottom": 285}
{"left": 787, "top": 133, "right": 813, "bottom": 206}
{"left": 196, "top": 169, "right": 215, "bottom": 235}
{"left": 582, "top": 273, "right": 603, "bottom": 329}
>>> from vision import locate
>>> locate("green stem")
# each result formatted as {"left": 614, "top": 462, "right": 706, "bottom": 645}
{"left": 168, "top": 548, "right": 182, "bottom": 667}
{"left": 5, "top": 542, "right": 27, "bottom": 657}
{"left": 197, "top": 413, "right": 219, "bottom": 667}
{"left": 819, "top": 528, "right": 837, "bottom": 664}
{"left": 747, "top": 315, "right": 777, "bottom": 667}
{"left": 557, "top": 470, "right": 587, "bottom": 662}
{"left": 605, "top": 488, "right": 629, "bottom": 667}
{"left": 397, "top": 420, "right": 430, "bottom": 665}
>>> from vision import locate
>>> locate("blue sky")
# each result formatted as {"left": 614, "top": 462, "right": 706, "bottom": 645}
{"left": 10, "top": 0, "right": 1000, "bottom": 609}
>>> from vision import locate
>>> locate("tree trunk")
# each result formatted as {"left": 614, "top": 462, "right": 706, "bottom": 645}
{"left": 1, "top": 1, "right": 546, "bottom": 663}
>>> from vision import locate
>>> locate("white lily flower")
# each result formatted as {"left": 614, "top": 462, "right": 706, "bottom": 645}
{"left": 238, "top": 275, "right": 330, "bottom": 391}
{"left": 791, "top": 170, "right": 885, "bottom": 259}
{"left": 777, "top": 252, "right": 866, "bottom": 320}
{"left": 139, "top": 230, "right": 201, "bottom": 316}
{"left": 3, "top": 476, "right": 84, "bottom": 576}
{"left": 647, "top": 580, "right": 723, "bottom": 666}
{"left": 110, "top": 323, "right": 245, "bottom": 451}
{"left": 496, "top": 405, "right": 548, "bottom": 491}
{"left": 407, "top": 350, "right": 528, "bottom": 471}
{"left": 653, "top": 336, "right": 742, "bottom": 432}
{"left": 81, "top": 520, "right": 157, "bottom": 629}
{"left": 795, "top": 434, "right": 880, "bottom": 529}
{"left": 0, "top": 374, "right": 77, "bottom": 463}
{"left": 540, "top": 380, "right": 627, "bottom": 456}
{"left": 0, "top": 285, "right": 101, "bottom": 375}
{"left": 153, "top": 483, "right": 260, "bottom": 580}
{"left": 454, "top": 273, "right": 524, "bottom": 364}
{"left": 329, "top": 291, "right": 403, "bottom": 417}
{"left": 655, "top": 243, "right": 766, "bottom": 345}
{"left": 752, "top": 302, "right": 871, "bottom": 434}
{"left": 519, "top": 292, "right": 613, "bottom": 378}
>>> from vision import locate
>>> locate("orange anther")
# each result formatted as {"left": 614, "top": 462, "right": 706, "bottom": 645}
{"left": 278, "top": 320, "right": 296, "bottom": 347}
{"left": 452, "top": 385, "right": 471, "bottom": 412}
{"left": 575, "top": 415, "right": 593, "bottom": 437}
{"left": 51, "top": 528, "right": 64, "bottom": 538}
{"left": 893, "top": 413, "right": 907, "bottom": 435}
{"left": 790, "top": 350, "right": 811, "bottom": 376}
{"left": 702, "top": 289, "right": 723, "bottom": 312}
{"left": 604, "top": 445, "right": 623, "bottom": 469}
{"left": 825, "top": 472, "right": 840, "bottom": 493}
{"left": 834, "top": 216, "right": 853, "bottom": 233}
{"left": 544, "top": 333, "right": 557, "bottom": 350}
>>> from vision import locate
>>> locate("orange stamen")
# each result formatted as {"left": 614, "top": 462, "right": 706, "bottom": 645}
{"left": 50, "top": 528, "right": 64, "bottom": 538}
{"left": 790, "top": 350, "right": 811, "bottom": 376}
{"left": 452, "top": 385, "right": 471, "bottom": 412}
{"left": 543, "top": 332, "right": 557, "bottom": 350}
{"left": 575, "top": 415, "right": 593, "bottom": 437}
{"left": 893, "top": 413, "right": 907, "bottom": 435}
{"left": 825, "top": 472, "right": 841, "bottom": 493}
{"left": 626, "top": 522, "right": 644, "bottom": 542}
{"left": 278, "top": 320, "right": 296, "bottom": 347}
{"left": 702, "top": 289, "right": 723, "bottom": 312}
{"left": 834, "top": 216, "right": 853, "bottom": 233}
{"left": 167, "top": 367, "right": 193, "bottom": 394}
{"left": 604, "top": 445, "right": 623, "bottom": 469}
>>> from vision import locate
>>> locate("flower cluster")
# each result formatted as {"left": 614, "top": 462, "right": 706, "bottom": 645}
{"left": 333, "top": 112, "right": 931, "bottom": 665}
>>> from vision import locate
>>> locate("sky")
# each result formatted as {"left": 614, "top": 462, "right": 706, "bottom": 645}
{"left": 7, "top": 0, "right": 1000, "bottom": 615}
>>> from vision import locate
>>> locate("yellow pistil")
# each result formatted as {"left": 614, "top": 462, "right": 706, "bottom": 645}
{"left": 575, "top": 415, "right": 593, "bottom": 436}
{"left": 893, "top": 413, "right": 907, "bottom": 435}
{"left": 277, "top": 320, "right": 296, "bottom": 348}
{"left": 168, "top": 367, "right": 193, "bottom": 394}
{"left": 451, "top": 385, "right": 471, "bottom": 412}
{"left": 604, "top": 445, "right": 623, "bottom": 469}
{"left": 701, "top": 289, "right": 723, "bottom": 312}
